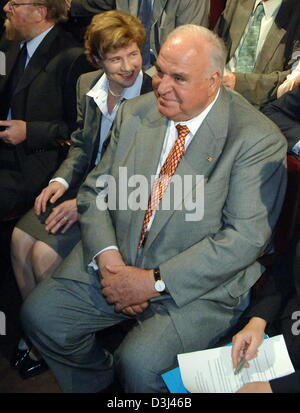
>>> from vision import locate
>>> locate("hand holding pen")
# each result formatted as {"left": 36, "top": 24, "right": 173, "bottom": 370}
{"left": 231, "top": 317, "right": 267, "bottom": 374}
{"left": 234, "top": 343, "right": 249, "bottom": 375}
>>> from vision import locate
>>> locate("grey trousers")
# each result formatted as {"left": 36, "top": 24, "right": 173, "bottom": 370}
{"left": 21, "top": 274, "right": 184, "bottom": 393}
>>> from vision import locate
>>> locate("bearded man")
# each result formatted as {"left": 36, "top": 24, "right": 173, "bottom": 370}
{"left": 0, "top": 0, "right": 92, "bottom": 218}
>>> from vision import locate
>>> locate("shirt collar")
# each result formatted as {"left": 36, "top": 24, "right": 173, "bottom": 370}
{"left": 254, "top": 0, "right": 282, "bottom": 18}
{"left": 22, "top": 25, "right": 54, "bottom": 60}
{"left": 87, "top": 70, "right": 144, "bottom": 101}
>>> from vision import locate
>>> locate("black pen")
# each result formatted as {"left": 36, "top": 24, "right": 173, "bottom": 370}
{"left": 234, "top": 345, "right": 249, "bottom": 375}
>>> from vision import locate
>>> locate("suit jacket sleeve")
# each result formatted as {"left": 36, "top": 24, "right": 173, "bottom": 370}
{"left": 270, "top": 370, "right": 300, "bottom": 393}
{"left": 25, "top": 49, "right": 92, "bottom": 152}
{"left": 234, "top": 70, "right": 292, "bottom": 108}
{"left": 77, "top": 117, "right": 120, "bottom": 265}
{"left": 262, "top": 85, "right": 300, "bottom": 152}
{"left": 158, "top": 129, "right": 287, "bottom": 307}
{"left": 50, "top": 74, "right": 92, "bottom": 189}
{"left": 242, "top": 272, "right": 284, "bottom": 323}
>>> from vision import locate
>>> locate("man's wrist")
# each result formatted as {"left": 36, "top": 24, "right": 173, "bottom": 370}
{"left": 153, "top": 267, "right": 167, "bottom": 294}
{"left": 49, "top": 177, "right": 69, "bottom": 190}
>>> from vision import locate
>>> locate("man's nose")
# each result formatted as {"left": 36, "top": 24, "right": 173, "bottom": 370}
{"left": 157, "top": 75, "right": 172, "bottom": 95}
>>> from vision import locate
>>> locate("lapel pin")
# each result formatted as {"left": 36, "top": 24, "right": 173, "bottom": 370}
{"left": 207, "top": 156, "right": 214, "bottom": 162}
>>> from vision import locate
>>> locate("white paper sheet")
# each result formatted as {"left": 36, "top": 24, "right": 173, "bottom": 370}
{"left": 178, "top": 334, "right": 295, "bottom": 393}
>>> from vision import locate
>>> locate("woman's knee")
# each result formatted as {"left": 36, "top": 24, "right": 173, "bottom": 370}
{"left": 32, "top": 241, "right": 61, "bottom": 282}
{"left": 10, "top": 227, "right": 35, "bottom": 261}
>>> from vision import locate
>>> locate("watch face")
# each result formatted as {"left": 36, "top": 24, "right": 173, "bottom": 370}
{"left": 155, "top": 280, "right": 165, "bottom": 293}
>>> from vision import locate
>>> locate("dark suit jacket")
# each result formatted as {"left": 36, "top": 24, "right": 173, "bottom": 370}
{"left": 243, "top": 233, "right": 300, "bottom": 392}
{"left": 262, "top": 85, "right": 300, "bottom": 153}
{"left": 215, "top": 0, "right": 300, "bottom": 107}
{"left": 0, "top": 25, "right": 92, "bottom": 212}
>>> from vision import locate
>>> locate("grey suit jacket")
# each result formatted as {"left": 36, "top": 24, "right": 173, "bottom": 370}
{"left": 215, "top": 0, "right": 300, "bottom": 108}
{"left": 53, "top": 69, "right": 152, "bottom": 191}
{"left": 69, "top": 87, "right": 287, "bottom": 351}
{"left": 71, "top": 0, "right": 210, "bottom": 57}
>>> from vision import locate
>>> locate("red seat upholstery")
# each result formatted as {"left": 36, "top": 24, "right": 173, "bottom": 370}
{"left": 209, "top": 0, "right": 227, "bottom": 29}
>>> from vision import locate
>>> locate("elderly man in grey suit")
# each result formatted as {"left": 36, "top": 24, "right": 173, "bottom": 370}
{"left": 21, "top": 25, "right": 287, "bottom": 393}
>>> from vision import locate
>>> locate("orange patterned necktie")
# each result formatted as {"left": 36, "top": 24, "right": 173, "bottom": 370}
{"left": 138, "top": 124, "right": 190, "bottom": 248}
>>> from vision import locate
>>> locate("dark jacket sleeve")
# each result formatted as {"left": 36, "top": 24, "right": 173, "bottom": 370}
{"left": 25, "top": 48, "right": 93, "bottom": 151}
{"left": 270, "top": 370, "right": 300, "bottom": 393}
{"left": 243, "top": 272, "right": 283, "bottom": 324}
{"left": 262, "top": 85, "right": 300, "bottom": 152}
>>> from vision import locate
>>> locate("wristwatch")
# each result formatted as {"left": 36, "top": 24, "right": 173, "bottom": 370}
{"left": 153, "top": 267, "right": 166, "bottom": 293}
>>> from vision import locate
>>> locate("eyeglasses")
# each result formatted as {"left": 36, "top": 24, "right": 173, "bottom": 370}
{"left": 7, "top": 1, "right": 45, "bottom": 11}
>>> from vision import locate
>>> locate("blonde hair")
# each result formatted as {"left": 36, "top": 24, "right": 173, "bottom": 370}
{"left": 85, "top": 10, "right": 146, "bottom": 68}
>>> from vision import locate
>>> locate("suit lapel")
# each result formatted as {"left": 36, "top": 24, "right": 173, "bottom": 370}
{"left": 228, "top": 0, "right": 255, "bottom": 59}
{"left": 89, "top": 98, "right": 102, "bottom": 167}
{"left": 127, "top": 108, "right": 168, "bottom": 260}
{"left": 152, "top": 0, "right": 168, "bottom": 25}
{"left": 254, "top": 22, "right": 286, "bottom": 72}
{"left": 13, "top": 26, "right": 59, "bottom": 97}
{"left": 142, "top": 88, "right": 230, "bottom": 254}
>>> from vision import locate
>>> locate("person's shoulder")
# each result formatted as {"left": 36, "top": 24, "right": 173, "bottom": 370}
{"left": 78, "top": 69, "right": 102, "bottom": 89}
{"left": 227, "top": 87, "right": 282, "bottom": 130}
{"left": 121, "top": 91, "right": 157, "bottom": 116}
{"left": 222, "top": 87, "right": 287, "bottom": 146}
{"left": 45, "top": 26, "right": 84, "bottom": 61}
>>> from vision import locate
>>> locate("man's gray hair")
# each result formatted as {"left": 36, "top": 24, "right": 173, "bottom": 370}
{"left": 167, "top": 24, "right": 227, "bottom": 75}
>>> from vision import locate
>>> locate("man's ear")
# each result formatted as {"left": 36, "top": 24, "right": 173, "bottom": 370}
{"left": 208, "top": 69, "right": 222, "bottom": 95}
{"left": 36, "top": 4, "right": 48, "bottom": 22}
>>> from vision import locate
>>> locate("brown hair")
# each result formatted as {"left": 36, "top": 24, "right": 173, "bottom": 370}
{"left": 84, "top": 10, "right": 146, "bottom": 68}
